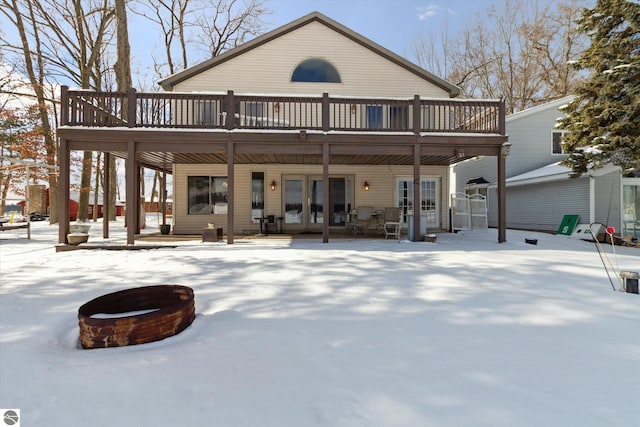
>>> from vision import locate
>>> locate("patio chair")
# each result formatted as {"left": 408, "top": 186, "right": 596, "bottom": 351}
{"left": 265, "top": 215, "right": 277, "bottom": 234}
{"left": 382, "top": 207, "right": 402, "bottom": 239}
{"left": 352, "top": 206, "right": 374, "bottom": 236}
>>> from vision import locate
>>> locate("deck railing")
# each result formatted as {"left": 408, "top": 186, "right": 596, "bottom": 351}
{"left": 61, "top": 87, "right": 506, "bottom": 135}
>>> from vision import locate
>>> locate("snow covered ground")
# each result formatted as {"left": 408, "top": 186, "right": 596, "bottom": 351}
{"left": 1, "top": 218, "right": 639, "bottom": 426}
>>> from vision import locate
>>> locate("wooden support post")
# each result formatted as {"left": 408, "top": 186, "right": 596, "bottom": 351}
{"left": 126, "top": 140, "right": 136, "bottom": 245}
{"left": 413, "top": 95, "right": 420, "bottom": 133}
{"left": 58, "top": 138, "right": 70, "bottom": 244}
{"left": 413, "top": 143, "right": 421, "bottom": 242}
{"left": 127, "top": 88, "right": 137, "bottom": 127}
{"left": 103, "top": 152, "right": 110, "bottom": 238}
{"left": 226, "top": 90, "right": 235, "bottom": 130}
{"left": 227, "top": 141, "right": 235, "bottom": 244}
{"left": 322, "top": 93, "right": 330, "bottom": 132}
{"left": 498, "top": 153, "right": 507, "bottom": 243}
{"left": 60, "top": 86, "right": 69, "bottom": 125}
{"left": 323, "top": 143, "right": 329, "bottom": 243}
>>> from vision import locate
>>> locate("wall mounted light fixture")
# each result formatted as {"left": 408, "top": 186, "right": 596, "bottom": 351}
{"left": 501, "top": 142, "right": 512, "bottom": 158}
{"left": 351, "top": 104, "right": 357, "bottom": 114}
{"left": 455, "top": 148, "right": 465, "bottom": 158}
{"left": 363, "top": 181, "right": 370, "bottom": 191}
{"left": 271, "top": 180, "right": 277, "bottom": 191}
{"left": 274, "top": 102, "right": 280, "bottom": 113}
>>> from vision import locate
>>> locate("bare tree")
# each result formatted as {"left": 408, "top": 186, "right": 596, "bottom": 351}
{"left": 1, "top": 0, "right": 117, "bottom": 222}
{"left": 132, "top": 0, "right": 269, "bottom": 79}
{"left": 110, "top": 0, "right": 131, "bottom": 221}
{"left": 411, "top": 0, "right": 587, "bottom": 113}
{"left": 0, "top": 0, "right": 60, "bottom": 222}
{"left": 131, "top": 0, "right": 190, "bottom": 75}
{"left": 193, "top": 0, "right": 268, "bottom": 58}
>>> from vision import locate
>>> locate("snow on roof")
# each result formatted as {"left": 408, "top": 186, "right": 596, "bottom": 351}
{"left": 504, "top": 162, "right": 575, "bottom": 187}
{"left": 506, "top": 96, "right": 575, "bottom": 123}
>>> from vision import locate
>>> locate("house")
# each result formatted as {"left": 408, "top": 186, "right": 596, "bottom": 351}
{"left": 64, "top": 191, "right": 125, "bottom": 221}
{"left": 452, "top": 96, "right": 640, "bottom": 238}
{"left": 18, "top": 189, "right": 125, "bottom": 220}
{"left": 56, "top": 12, "right": 509, "bottom": 246}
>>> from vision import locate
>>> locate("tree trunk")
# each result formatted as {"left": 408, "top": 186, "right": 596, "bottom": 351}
{"left": 113, "top": 0, "right": 132, "bottom": 221}
{"left": 77, "top": 151, "right": 92, "bottom": 221}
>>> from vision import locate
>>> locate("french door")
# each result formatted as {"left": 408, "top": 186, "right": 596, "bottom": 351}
{"left": 283, "top": 175, "right": 352, "bottom": 230}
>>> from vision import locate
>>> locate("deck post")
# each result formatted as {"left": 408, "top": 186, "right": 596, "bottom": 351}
{"left": 497, "top": 153, "right": 507, "bottom": 243}
{"left": 413, "top": 95, "right": 420, "bottom": 133}
{"left": 226, "top": 90, "right": 235, "bottom": 130}
{"left": 413, "top": 142, "right": 421, "bottom": 242}
{"left": 322, "top": 93, "right": 330, "bottom": 132}
{"left": 103, "top": 152, "right": 110, "bottom": 238}
{"left": 322, "top": 143, "right": 329, "bottom": 243}
{"left": 58, "top": 138, "right": 70, "bottom": 244}
{"left": 60, "top": 86, "right": 69, "bottom": 125}
{"left": 126, "top": 140, "right": 136, "bottom": 245}
{"left": 127, "top": 88, "right": 136, "bottom": 127}
{"left": 227, "top": 141, "right": 235, "bottom": 244}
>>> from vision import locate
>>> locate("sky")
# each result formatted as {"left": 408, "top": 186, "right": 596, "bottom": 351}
{"left": 120, "top": 0, "right": 504, "bottom": 85}
{"left": 1, "top": 218, "right": 639, "bottom": 426}
{"left": 263, "top": 0, "right": 495, "bottom": 58}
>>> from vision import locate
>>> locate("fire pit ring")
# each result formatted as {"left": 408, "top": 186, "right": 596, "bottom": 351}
{"left": 78, "top": 285, "right": 195, "bottom": 349}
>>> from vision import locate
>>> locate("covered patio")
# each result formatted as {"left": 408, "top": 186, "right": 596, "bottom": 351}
{"left": 57, "top": 87, "right": 509, "bottom": 246}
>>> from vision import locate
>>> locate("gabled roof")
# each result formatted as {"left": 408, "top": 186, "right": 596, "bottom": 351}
{"left": 497, "top": 160, "right": 623, "bottom": 188}
{"left": 158, "top": 11, "right": 460, "bottom": 97}
{"left": 506, "top": 95, "right": 574, "bottom": 123}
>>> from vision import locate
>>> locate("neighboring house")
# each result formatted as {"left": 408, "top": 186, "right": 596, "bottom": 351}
{"left": 57, "top": 12, "right": 509, "bottom": 245}
{"left": 452, "top": 96, "right": 640, "bottom": 238}
{"left": 16, "top": 189, "right": 125, "bottom": 220}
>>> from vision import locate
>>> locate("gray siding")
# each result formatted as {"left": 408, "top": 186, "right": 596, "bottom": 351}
{"left": 488, "top": 177, "right": 590, "bottom": 231}
{"left": 452, "top": 97, "right": 572, "bottom": 193}
{"left": 594, "top": 171, "right": 621, "bottom": 230}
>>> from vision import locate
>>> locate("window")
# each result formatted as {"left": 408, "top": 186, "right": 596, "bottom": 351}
{"left": 367, "top": 105, "right": 383, "bottom": 128}
{"left": 195, "top": 100, "right": 217, "bottom": 126}
{"left": 188, "top": 176, "right": 228, "bottom": 215}
{"left": 552, "top": 131, "right": 568, "bottom": 154}
{"left": 251, "top": 172, "right": 265, "bottom": 223}
{"left": 244, "top": 102, "right": 264, "bottom": 126}
{"left": 291, "top": 58, "right": 341, "bottom": 83}
{"left": 389, "top": 105, "right": 408, "bottom": 130}
{"left": 364, "top": 105, "right": 408, "bottom": 130}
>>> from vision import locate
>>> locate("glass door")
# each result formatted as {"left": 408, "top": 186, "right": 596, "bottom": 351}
{"left": 283, "top": 178, "right": 304, "bottom": 228}
{"left": 622, "top": 182, "right": 639, "bottom": 238}
{"left": 284, "top": 176, "right": 352, "bottom": 231}
{"left": 329, "top": 178, "right": 347, "bottom": 226}
{"left": 309, "top": 178, "right": 324, "bottom": 226}
{"left": 309, "top": 177, "right": 351, "bottom": 229}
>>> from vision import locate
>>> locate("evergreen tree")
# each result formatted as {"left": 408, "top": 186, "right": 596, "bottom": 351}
{"left": 557, "top": 0, "right": 640, "bottom": 177}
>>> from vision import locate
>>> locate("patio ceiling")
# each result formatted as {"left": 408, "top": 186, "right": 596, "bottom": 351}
{"left": 114, "top": 152, "right": 474, "bottom": 173}
{"left": 60, "top": 127, "right": 507, "bottom": 174}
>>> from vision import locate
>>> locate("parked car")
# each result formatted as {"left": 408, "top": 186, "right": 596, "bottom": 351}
{"left": 30, "top": 212, "right": 47, "bottom": 221}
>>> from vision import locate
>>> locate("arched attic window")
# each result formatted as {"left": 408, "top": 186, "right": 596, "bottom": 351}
{"left": 291, "top": 58, "right": 341, "bottom": 83}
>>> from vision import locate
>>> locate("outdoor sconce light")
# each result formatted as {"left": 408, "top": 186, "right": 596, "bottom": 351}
{"left": 363, "top": 181, "right": 370, "bottom": 191}
{"left": 274, "top": 102, "right": 279, "bottom": 113}
{"left": 455, "top": 148, "right": 465, "bottom": 158}
{"left": 271, "top": 180, "right": 277, "bottom": 191}
{"left": 501, "top": 141, "right": 512, "bottom": 158}
{"left": 351, "top": 104, "right": 357, "bottom": 114}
